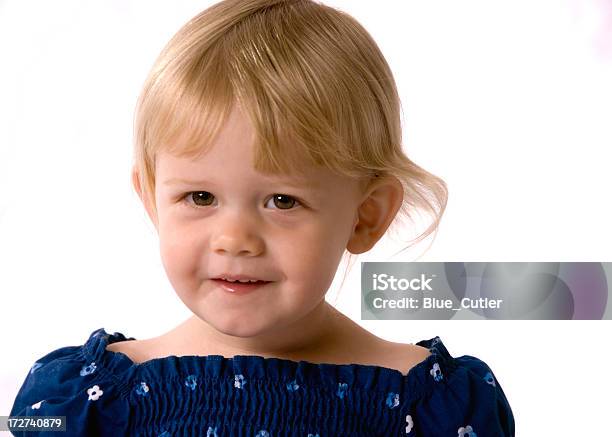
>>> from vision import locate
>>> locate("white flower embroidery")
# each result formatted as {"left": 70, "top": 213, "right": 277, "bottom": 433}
{"left": 135, "top": 382, "right": 150, "bottom": 396}
{"left": 430, "top": 362, "right": 443, "bottom": 381}
{"left": 234, "top": 374, "right": 246, "bottom": 389}
{"left": 458, "top": 425, "right": 476, "bottom": 436}
{"left": 386, "top": 392, "right": 400, "bottom": 409}
{"left": 31, "top": 400, "right": 44, "bottom": 409}
{"left": 286, "top": 379, "right": 299, "bottom": 392}
{"left": 87, "top": 385, "right": 103, "bottom": 401}
{"left": 405, "top": 414, "right": 414, "bottom": 433}
{"left": 484, "top": 371, "right": 496, "bottom": 386}
{"left": 80, "top": 361, "right": 97, "bottom": 376}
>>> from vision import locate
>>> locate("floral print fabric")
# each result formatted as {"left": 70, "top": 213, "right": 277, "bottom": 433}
{"left": 10, "top": 328, "right": 515, "bottom": 436}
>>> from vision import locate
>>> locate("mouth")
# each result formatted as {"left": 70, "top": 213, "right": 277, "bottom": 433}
{"left": 211, "top": 278, "right": 272, "bottom": 294}
{"left": 213, "top": 278, "right": 271, "bottom": 284}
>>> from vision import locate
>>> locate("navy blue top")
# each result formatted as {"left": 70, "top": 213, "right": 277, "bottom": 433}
{"left": 10, "top": 327, "right": 515, "bottom": 436}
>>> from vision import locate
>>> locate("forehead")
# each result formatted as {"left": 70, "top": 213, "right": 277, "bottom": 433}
{"left": 157, "top": 150, "right": 333, "bottom": 191}
{"left": 155, "top": 104, "right": 359, "bottom": 193}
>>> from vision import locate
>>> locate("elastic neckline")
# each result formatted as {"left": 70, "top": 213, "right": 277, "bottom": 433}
{"left": 83, "top": 327, "right": 456, "bottom": 400}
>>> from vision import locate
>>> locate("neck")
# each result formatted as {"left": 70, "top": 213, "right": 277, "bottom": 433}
{"left": 176, "top": 301, "right": 348, "bottom": 360}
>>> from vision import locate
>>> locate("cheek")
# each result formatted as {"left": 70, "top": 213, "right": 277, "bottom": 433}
{"left": 279, "top": 216, "right": 352, "bottom": 288}
{"left": 158, "top": 224, "right": 203, "bottom": 293}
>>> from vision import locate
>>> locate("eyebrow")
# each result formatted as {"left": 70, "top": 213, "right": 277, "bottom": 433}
{"left": 163, "top": 178, "right": 212, "bottom": 186}
{"left": 162, "top": 177, "right": 317, "bottom": 190}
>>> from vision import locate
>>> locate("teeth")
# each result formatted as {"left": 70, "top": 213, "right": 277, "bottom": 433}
{"left": 222, "top": 278, "right": 260, "bottom": 283}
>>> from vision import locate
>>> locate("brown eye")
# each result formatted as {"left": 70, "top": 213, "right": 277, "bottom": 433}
{"left": 269, "top": 194, "right": 297, "bottom": 210}
{"left": 189, "top": 191, "right": 214, "bottom": 207}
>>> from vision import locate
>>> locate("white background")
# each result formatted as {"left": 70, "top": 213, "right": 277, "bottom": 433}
{"left": 1, "top": 0, "right": 611, "bottom": 435}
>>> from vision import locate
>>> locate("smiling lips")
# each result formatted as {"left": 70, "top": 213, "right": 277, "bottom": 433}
{"left": 212, "top": 278, "right": 271, "bottom": 294}
{"left": 218, "top": 278, "right": 267, "bottom": 283}
{"left": 212, "top": 273, "right": 272, "bottom": 282}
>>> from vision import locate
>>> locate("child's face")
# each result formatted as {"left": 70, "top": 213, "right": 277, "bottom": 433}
{"left": 145, "top": 105, "right": 366, "bottom": 338}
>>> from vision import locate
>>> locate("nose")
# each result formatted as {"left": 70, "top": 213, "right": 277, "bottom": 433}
{"left": 210, "top": 214, "right": 264, "bottom": 257}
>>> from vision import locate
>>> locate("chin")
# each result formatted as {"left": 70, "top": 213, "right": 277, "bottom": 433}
{"left": 203, "top": 310, "right": 275, "bottom": 339}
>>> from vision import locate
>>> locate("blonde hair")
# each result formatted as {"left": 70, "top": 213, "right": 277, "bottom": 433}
{"left": 132, "top": 0, "right": 448, "bottom": 280}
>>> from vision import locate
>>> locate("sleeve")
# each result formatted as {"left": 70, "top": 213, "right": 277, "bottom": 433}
{"left": 412, "top": 355, "right": 515, "bottom": 437}
{"left": 9, "top": 344, "right": 129, "bottom": 437}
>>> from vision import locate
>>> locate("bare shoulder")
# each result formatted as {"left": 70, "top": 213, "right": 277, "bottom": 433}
{"left": 372, "top": 339, "right": 432, "bottom": 376}
{"left": 104, "top": 323, "right": 191, "bottom": 364}
{"left": 105, "top": 338, "right": 157, "bottom": 365}
{"left": 326, "top": 308, "right": 432, "bottom": 375}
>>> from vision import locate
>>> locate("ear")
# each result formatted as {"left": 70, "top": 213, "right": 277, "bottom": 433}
{"left": 132, "top": 165, "right": 159, "bottom": 231}
{"left": 346, "top": 175, "right": 404, "bottom": 254}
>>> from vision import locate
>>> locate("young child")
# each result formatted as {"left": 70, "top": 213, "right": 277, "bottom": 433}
{"left": 10, "top": 0, "right": 514, "bottom": 436}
